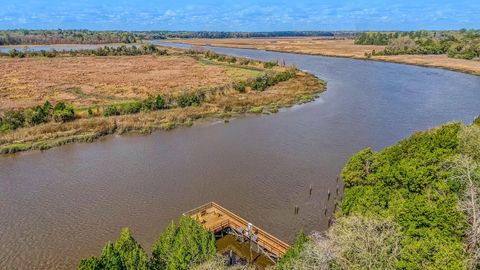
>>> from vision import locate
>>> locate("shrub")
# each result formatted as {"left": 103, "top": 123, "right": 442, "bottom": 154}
{"left": 176, "top": 92, "right": 205, "bottom": 108}
{"left": 155, "top": 96, "right": 165, "bottom": 110}
{"left": 474, "top": 115, "right": 480, "bottom": 126}
{"left": 233, "top": 82, "right": 246, "bottom": 93}
{"left": 24, "top": 106, "right": 49, "bottom": 126}
{"left": 239, "top": 59, "right": 251, "bottom": 65}
{"left": 263, "top": 61, "right": 278, "bottom": 68}
{"left": 103, "top": 105, "right": 119, "bottom": 117}
{"left": 226, "top": 56, "right": 237, "bottom": 63}
{"left": 0, "top": 100, "right": 75, "bottom": 131}
{"left": 53, "top": 105, "right": 75, "bottom": 123}
{"left": 247, "top": 69, "right": 296, "bottom": 92}
{"left": 1, "top": 110, "right": 25, "bottom": 130}
{"left": 119, "top": 101, "right": 142, "bottom": 114}
{"left": 277, "top": 231, "right": 309, "bottom": 270}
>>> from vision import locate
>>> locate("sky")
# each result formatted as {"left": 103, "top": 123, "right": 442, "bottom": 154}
{"left": 0, "top": 0, "right": 478, "bottom": 31}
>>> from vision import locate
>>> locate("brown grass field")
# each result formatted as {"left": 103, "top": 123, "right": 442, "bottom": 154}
{"left": 0, "top": 51, "right": 325, "bottom": 154}
{"left": 171, "top": 38, "right": 480, "bottom": 76}
{"left": 170, "top": 37, "right": 384, "bottom": 58}
{"left": 0, "top": 55, "right": 233, "bottom": 111}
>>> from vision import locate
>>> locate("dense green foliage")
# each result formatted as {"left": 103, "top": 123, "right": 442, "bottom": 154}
{"left": 233, "top": 68, "right": 297, "bottom": 92}
{"left": 78, "top": 228, "right": 149, "bottom": 270}
{"left": 136, "top": 31, "right": 335, "bottom": 40}
{"left": 278, "top": 122, "right": 480, "bottom": 269}
{"left": 474, "top": 115, "right": 480, "bottom": 126}
{"left": 276, "top": 232, "right": 308, "bottom": 270}
{"left": 175, "top": 92, "right": 205, "bottom": 108}
{"left": 79, "top": 217, "right": 215, "bottom": 270}
{"left": 151, "top": 218, "right": 216, "bottom": 270}
{"left": 2, "top": 44, "right": 167, "bottom": 58}
{"left": 0, "top": 30, "right": 136, "bottom": 45}
{"left": 358, "top": 30, "right": 480, "bottom": 60}
{"left": 0, "top": 101, "right": 75, "bottom": 131}
{"left": 355, "top": 32, "right": 396, "bottom": 45}
{"left": 340, "top": 123, "right": 467, "bottom": 269}
{"left": 102, "top": 92, "right": 205, "bottom": 117}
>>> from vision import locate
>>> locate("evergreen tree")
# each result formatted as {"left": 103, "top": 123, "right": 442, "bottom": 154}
{"left": 151, "top": 221, "right": 177, "bottom": 270}
{"left": 78, "top": 257, "right": 101, "bottom": 270}
{"left": 114, "top": 228, "right": 149, "bottom": 270}
{"left": 99, "top": 242, "right": 123, "bottom": 270}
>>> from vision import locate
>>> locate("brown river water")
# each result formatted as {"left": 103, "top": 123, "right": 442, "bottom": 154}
{"left": 0, "top": 42, "right": 479, "bottom": 269}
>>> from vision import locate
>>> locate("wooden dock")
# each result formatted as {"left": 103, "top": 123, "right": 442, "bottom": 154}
{"left": 183, "top": 202, "right": 290, "bottom": 262}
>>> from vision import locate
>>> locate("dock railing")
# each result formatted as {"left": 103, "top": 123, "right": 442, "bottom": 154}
{"left": 183, "top": 202, "right": 290, "bottom": 258}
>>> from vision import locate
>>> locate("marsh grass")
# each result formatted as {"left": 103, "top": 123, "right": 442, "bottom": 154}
{"left": 0, "top": 71, "right": 324, "bottom": 154}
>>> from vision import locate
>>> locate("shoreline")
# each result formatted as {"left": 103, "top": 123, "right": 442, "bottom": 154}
{"left": 167, "top": 39, "right": 480, "bottom": 77}
{"left": 0, "top": 59, "right": 326, "bottom": 155}
{"left": 3, "top": 40, "right": 478, "bottom": 77}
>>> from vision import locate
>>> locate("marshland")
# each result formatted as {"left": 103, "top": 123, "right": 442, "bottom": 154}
{"left": 0, "top": 44, "right": 324, "bottom": 154}
{"left": 1, "top": 41, "right": 480, "bottom": 269}
{"left": 1, "top": 4, "right": 480, "bottom": 270}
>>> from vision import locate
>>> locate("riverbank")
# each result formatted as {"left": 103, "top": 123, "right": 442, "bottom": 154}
{"left": 0, "top": 47, "right": 325, "bottom": 154}
{"left": 169, "top": 38, "right": 480, "bottom": 76}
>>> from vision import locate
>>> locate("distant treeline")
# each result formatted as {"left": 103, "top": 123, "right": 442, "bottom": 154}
{"left": 356, "top": 30, "right": 480, "bottom": 60}
{"left": 0, "top": 30, "right": 137, "bottom": 45}
{"left": 135, "top": 31, "right": 335, "bottom": 39}
{"left": 0, "top": 30, "right": 340, "bottom": 45}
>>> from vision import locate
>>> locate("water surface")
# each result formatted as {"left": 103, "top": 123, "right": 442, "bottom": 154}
{"left": 1, "top": 42, "right": 479, "bottom": 269}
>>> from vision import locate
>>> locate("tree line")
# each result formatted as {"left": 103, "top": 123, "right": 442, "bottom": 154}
{"left": 357, "top": 30, "right": 480, "bottom": 60}
{"left": 2, "top": 44, "right": 167, "bottom": 58}
{"left": 0, "top": 30, "right": 341, "bottom": 46}
{"left": 136, "top": 31, "right": 335, "bottom": 40}
{"left": 277, "top": 117, "right": 480, "bottom": 269}
{"left": 78, "top": 217, "right": 216, "bottom": 270}
{"left": 0, "top": 30, "right": 136, "bottom": 45}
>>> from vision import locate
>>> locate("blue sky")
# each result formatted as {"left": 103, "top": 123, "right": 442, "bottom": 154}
{"left": 0, "top": 0, "right": 478, "bottom": 31}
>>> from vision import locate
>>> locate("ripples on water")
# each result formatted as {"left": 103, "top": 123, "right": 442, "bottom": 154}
{"left": 0, "top": 42, "right": 479, "bottom": 269}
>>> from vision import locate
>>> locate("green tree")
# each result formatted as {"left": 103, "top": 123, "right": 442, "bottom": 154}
{"left": 276, "top": 231, "right": 308, "bottom": 270}
{"left": 114, "top": 228, "right": 149, "bottom": 270}
{"left": 78, "top": 257, "right": 101, "bottom": 270}
{"left": 99, "top": 242, "right": 123, "bottom": 270}
{"left": 151, "top": 221, "right": 177, "bottom": 270}
{"left": 339, "top": 123, "right": 467, "bottom": 269}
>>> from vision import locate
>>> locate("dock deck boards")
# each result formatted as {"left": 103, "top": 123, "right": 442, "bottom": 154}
{"left": 183, "top": 202, "right": 290, "bottom": 259}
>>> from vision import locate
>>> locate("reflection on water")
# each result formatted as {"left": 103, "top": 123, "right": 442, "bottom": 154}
{"left": 0, "top": 42, "right": 479, "bottom": 269}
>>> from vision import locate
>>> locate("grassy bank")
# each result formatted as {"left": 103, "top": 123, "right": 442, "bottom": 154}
{"left": 170, "top": 38, "right": 480, "bottom": 76}
{"left": 0, "top": 47, "right": 325, "bottom": 154}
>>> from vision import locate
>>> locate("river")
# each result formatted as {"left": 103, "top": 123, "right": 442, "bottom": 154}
{"left": 0, "top": 42, "right": 479, "bottom": 269}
